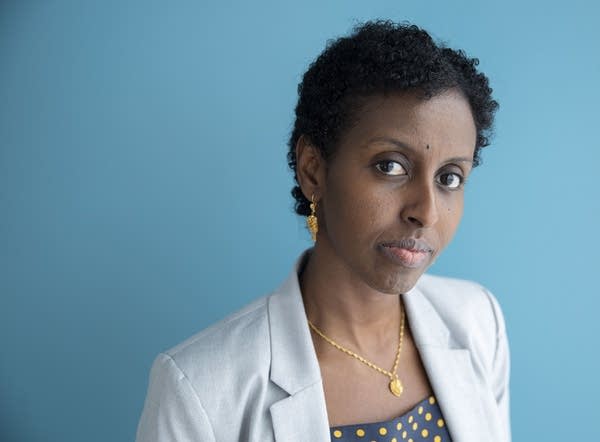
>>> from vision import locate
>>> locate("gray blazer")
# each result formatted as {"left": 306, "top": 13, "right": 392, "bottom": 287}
{"left": 136, "top": 253, "right": 511, "bottom": 442}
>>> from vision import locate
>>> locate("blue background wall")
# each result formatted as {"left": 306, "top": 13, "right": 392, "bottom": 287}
{"left": 1, "top": 1, "right": 598, "bottom": 440}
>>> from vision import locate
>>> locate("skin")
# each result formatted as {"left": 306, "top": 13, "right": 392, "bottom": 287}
{"left": 295, "top": 89, "right": 477, "bottom": 426}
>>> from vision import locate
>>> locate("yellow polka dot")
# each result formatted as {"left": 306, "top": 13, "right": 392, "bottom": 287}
{"left": 356, "top": 428, "right": 365, "bottom": 437}
{"left": 408, "top": 415, "right": 414, "bottom": 423}
{"left": 402, "top": 430, "right": 407, "bottom": 438}
{"left": 396, "top": 422, "right": 403, "bottom": 430}
{"left": 434, "top": 436, "right": 442, "bottom": 442}
{"left": 418, "top": 405, "right": 424, "bottom": 414}
{"left": 391, "top": 438, "right": 398, "bottom": 442}
{"left": 421, "top": 429, "right": 429, "bottom": 437}
{"left": 429, "top": 396, "right": 436, "bottom": 404}
{"left": 408, "top": 439, "right": 414, "bottom": 442}
{"left": 333, "top": 430, "right": 342, "bottom": 438}
{"left": 437, "top": 418, "right": 445, "bottom": 427}
{"left": 425, "top": 412, "right": 432, "bottom": 421}
{"left": 412, "top": 422, "right": 418, "bottom": 430}
{"left": 379, "top": 427, "right": 388, "bottom": 436}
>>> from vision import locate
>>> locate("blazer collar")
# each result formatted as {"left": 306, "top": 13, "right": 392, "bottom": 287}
{"left": 402, "top": 282, "right": 449, "bottom": 346}
{"left": 403, "top": 283, "right": 497, "bottom": 442}
{"left": 268, "top": 251, "right": 322, "bottom": 394}
{"left": 267, "top": 251, "right": 331, "bottom": 441}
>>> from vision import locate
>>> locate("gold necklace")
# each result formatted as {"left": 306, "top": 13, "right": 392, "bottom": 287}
{"left": 307, "top": 303, "right": 405, "bottom": 397}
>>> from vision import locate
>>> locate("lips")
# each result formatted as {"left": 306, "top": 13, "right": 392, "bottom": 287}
{"left": 380, "top": 238, "right": 433, "bottom": 269}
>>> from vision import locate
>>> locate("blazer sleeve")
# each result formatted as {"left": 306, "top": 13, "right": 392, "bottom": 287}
{"left": 136, "top": 353, "right": 216, "bottom": 442}
{"left": 485, "top": 288, "right": 511, "bottom": 442}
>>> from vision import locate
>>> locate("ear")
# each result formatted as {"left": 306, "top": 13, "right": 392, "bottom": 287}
{"left": 295, "top": 135, "right": 326, "bottom": 201}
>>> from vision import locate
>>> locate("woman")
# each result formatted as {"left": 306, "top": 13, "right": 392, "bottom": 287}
{"left": 136, "top": 21, "right": 510, "bottom": 442}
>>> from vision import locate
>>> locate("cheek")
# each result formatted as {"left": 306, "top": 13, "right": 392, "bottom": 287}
{"left": 322, "top": 176, "right": 390, "bottom": 239}
{"left": 439, "top": 196, "right": 465, "bottom": 240}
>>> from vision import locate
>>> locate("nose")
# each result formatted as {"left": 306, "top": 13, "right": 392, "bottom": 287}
{"left": 400, "top": 178, "right": 439, "bottom": 228}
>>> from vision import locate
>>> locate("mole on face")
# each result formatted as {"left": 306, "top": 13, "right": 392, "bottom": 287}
{"left": 426, "top": 144, "right": 430, "bottom": 150}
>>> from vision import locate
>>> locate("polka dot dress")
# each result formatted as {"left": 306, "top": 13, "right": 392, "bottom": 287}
{"left": 330, "top": 395, "right": 452, "bottom": 441}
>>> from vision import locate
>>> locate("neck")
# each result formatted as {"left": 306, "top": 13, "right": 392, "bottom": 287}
{"left": 299, "top": 244, "right": 403, "bottom": 354}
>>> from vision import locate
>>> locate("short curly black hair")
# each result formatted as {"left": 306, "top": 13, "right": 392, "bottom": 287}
{"left": 287, "top": 20, "right": 499, "bottom": 216}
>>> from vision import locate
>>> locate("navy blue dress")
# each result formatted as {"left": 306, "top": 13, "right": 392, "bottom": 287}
{"left": 330, "top": 395, "right": 452, "bottom": 441}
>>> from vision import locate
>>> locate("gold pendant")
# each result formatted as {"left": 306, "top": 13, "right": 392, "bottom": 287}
{"left": 389, "top": 378, "right": 403, "bottom": 397}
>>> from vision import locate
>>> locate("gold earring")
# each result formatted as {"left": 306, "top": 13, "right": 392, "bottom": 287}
{"left": 306, "top": 195, "right": 318, "bottom": 242}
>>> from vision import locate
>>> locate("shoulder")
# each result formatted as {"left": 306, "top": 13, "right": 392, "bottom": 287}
{"left": 141, "top": 294, "right": 282, "bottom": 438}
{"left": 415, "top": 273, "right": 508, "bottom": 367}
{"left": 137, "top": 295, "right": 280, "bottom": 441}
{"left": 163, "top": 294, "right": 273, "bottom": 383}
{"left": 416, "top": 273, "right": 502, "bottom": 320}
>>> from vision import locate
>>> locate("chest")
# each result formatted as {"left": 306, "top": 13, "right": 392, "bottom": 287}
{"left": 317, "top": 325, "right": 434, "bottom": 427}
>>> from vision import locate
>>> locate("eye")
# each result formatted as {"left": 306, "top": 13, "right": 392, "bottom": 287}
{"left": 375, "top": 160, "right": 407, "bottom": 176}
{"left": 437, "top": 172, "right": 463, "bottom": 189}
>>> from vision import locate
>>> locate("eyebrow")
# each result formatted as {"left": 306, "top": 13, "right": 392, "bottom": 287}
{"left": 366, "top": 136, "right": 474, "bottom": 165}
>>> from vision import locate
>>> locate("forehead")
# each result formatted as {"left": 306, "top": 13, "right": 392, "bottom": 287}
{"left": 337, "top": 90, "right": 477, "bottom": 158}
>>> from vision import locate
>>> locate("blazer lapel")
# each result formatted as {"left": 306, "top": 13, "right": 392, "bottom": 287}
{"left": 403, "top": 285, "right": 496, "bottom": 442}
{"left": 267, "top": 262, "right": 331, "bottom": 442}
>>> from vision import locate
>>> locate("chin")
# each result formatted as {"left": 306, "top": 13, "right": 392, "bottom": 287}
{"left": 366, "top": 245, "right": 434, "bottom": 294}
{"left": 373, "top": 269, "right": 425, "bottom": 295}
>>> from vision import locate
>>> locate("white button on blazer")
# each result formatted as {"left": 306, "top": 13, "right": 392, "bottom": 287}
{"left": 136, "top": 250, "right": 511, "bottom": 442}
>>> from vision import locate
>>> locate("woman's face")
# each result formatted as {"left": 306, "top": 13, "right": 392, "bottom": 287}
{"left": 316, "top": 89, "right": 477, "bottom": 294}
